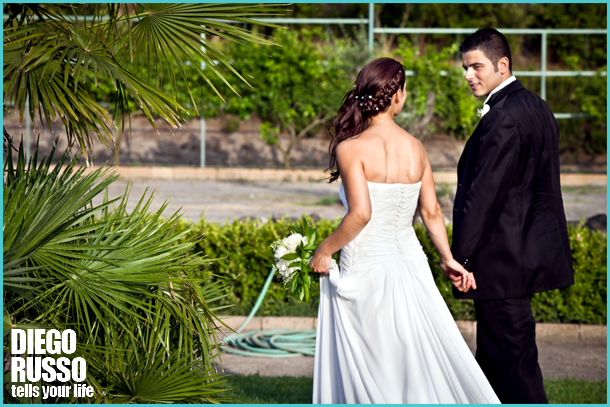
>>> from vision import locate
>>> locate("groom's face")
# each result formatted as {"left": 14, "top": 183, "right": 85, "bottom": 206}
{"left": 462, "top": 49, "right": 503, "bottom": 98}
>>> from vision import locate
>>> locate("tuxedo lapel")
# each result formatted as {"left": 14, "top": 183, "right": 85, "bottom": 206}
{"left": 485, "top": 90, "right": 502, "bottom": 106}
{"left": 459, "top": 80, "right": 524, "bottom": 180}
{"left": 487, "top": 80, "right": 524, "bottom": 108}
{"left": 458, "top": 126, "right": 478, "bottom": 174}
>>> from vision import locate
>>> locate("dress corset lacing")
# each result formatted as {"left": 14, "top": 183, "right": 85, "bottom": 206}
{"left": 338, "top": 181, "right": 427, "bottom": 276}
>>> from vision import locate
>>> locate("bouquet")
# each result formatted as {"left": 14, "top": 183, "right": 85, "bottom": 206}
{"left": 271, "top": 217, "right": 338, "bottom": 302}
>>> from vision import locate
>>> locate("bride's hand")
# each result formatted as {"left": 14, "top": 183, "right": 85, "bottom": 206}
{"left": 440, "top": 258, "right": 477, "bottom": 292}
{"left": 310, "top": 246, "right": 332, "bottom": 276}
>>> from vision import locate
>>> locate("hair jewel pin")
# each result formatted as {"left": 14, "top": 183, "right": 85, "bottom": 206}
{"left": 369, "top": 95, "right": 372, "bottom": 99}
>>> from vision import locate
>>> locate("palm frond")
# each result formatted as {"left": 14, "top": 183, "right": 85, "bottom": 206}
{"left": 3, "top": 3, "right": 290, "bottom": 161}
{"left": 100, "top": 334, "right": 229, "bottom": 404}
{"left": 3, "top": 138, "right": 119, "bottom": 295}
{"left": 3, "top": 139, "right": 233, "bottom": 402}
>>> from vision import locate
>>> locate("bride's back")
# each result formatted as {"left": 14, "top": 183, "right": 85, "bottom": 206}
{"left": 355, "top": 124, "right": 425, "bottom": 185}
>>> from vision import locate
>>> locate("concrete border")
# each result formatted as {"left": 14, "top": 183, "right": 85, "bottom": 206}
{"left": 217, "top": 316, "right": 606, "bottom": 341}
{"left": 80, "top": 165, "right": 606, "bottom": 186}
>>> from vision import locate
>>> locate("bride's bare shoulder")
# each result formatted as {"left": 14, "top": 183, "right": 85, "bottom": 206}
{"left": 401, "top": 129, "right": 425, "bottom": 149}
{"left": 336, "top": 136, "right": 368, "bottom": 156}
{"left": 399, "top": 127, "right": 420, "bottom": 142}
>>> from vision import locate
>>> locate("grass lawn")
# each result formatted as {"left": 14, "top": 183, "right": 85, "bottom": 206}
{"left": 218, "top": 374, "right": 313, "bottom": 404}
{"left": 544, "top": 378, "right": 607, "bottom": 404}
{"left": 218, "top": 374, "right": 606, "bottom": 404}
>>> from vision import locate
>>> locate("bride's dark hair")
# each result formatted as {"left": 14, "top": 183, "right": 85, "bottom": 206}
{"left": 327, "top": 58, "right": 406, "bottom": 183}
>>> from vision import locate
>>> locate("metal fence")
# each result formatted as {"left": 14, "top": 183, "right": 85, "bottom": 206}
{"left": 253, "top": 5, "right": 606, "bottom": 104}
{"left": 202, "top": 5, "right": 606, "bottom": 167}
{"left": 5, "top": 6, "right": 607, "bottom": 167}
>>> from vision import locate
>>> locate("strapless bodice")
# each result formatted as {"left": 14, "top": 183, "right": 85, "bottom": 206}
{"left": 339, "top": 181, "right": 422, "bottom": 229}
{"left": 338, "top": 181, "right": 427, "bottom": 274}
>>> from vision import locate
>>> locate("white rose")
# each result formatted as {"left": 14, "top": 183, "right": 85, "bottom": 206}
{"left": 284, "top": 233, "right": 304, "bottom": 251}
{"left": 274, "top": 245, "right": 288, "bottom": 260}
{"left": 276, "top": 258, "right": 300, "bottom": 283}
{"left": 276, "top": 259, "right": 288, "bottom": 272}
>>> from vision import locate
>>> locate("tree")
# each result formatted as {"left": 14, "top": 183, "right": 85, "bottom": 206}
{"left": 531, "top": 3, "right": 607, "bottom": 70}
{"left": 395, "top": 39, "right": 482, "bottom": 140}
{"left": 3, "top": 3, "right": 289, "bottom": 163}
{"left": 574, "top": 69, "right": 607, "bottom": 155}
{"left": 201, "top": 28, "right": 351, "bottom": 169}
{"left": 374, "top": 3, "right": 414, "bottom": 55}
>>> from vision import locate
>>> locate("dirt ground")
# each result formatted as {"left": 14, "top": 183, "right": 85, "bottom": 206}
{"left": 92, "top": 178, "right": 606, "bottom": 226}
{"left": 214, "top": 336, "right": 607, "bottom": 382}
{"left": 23, "top": 110, "right": 595, "bottom": 224}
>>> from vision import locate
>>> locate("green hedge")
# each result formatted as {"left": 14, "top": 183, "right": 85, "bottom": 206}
{"left": 178, "top": 217, "right": 606, "bottom": 324}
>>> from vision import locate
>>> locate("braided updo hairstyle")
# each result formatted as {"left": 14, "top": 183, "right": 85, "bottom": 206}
{"left": 327, "top": 58, "right": 406, "bottom": 183}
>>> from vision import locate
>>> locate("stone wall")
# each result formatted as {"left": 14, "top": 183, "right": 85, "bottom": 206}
{"left": 4, "top": 111, "right": 466, "bottom": 169}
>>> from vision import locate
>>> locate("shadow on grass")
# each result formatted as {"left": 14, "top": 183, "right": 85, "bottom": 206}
{"left": 219, "top": 375, "right": 606, "bottom": 404}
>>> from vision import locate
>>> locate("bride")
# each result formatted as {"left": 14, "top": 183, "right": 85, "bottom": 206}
{"left": 309, "top": 58, "right": 500, "bottom": 404}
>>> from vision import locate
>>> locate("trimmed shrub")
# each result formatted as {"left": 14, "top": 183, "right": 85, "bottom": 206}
{"left": 178, "top": 217, "right": 606, "bottom": 324}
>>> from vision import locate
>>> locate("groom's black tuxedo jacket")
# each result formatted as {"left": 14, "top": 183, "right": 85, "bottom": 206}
{"left": 451, "top": 80, "right": 574, "bottom": 300}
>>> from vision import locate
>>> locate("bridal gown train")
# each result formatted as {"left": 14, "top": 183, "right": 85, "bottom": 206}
{"left": 312, "top": 181, "right": 501, "bottom": 404}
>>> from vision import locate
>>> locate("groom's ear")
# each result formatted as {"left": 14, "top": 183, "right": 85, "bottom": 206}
{"left": 497, "top": 57, "right": 510, "bottom": 75}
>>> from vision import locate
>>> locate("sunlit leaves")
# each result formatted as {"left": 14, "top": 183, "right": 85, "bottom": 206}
{"left": 3, "top": 3, "right": 289, "bottom": 162}
{"left": 3, "top": 141, "right": 233, "bottom": 402}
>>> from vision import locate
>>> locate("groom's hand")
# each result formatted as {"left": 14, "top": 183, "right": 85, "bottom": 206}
{"left": 441, "top": 259, "right": 477, "bottom": 292}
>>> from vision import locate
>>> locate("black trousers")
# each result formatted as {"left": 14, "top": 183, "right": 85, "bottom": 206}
{"left": 474, "top": 296, "right": 548, "bottom": 404}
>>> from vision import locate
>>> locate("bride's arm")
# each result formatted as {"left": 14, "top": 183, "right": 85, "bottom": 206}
{"left": 418, "top": 152, "right": 476, "bottom": 292}
{"left": 310, "top": 142, "right": 371, "bottom": 275}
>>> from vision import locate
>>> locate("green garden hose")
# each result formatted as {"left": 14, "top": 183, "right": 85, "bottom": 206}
{"left": 220, "top": 267, "right": 317, "bottom": 357}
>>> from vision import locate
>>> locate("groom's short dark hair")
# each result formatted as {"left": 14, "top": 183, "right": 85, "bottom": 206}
{"left": 460, "top": 28, "right": 512, "bottom": 72}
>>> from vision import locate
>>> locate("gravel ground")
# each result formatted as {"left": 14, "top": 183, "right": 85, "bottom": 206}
{"left": 92, "top": 178, "right": 606, "bottom": 225}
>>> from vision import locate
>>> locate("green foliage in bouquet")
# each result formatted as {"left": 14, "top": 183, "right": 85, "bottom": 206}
{"left": 275, "top": 218, "right": 321, "bottom": 302}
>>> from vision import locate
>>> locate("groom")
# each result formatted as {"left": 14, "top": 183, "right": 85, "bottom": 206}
{"left": 450, "top": 28, "right": 574, "bottom": 404}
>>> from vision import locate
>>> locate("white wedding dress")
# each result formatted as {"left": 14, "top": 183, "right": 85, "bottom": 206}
{"left": 312, "top": 181, "right": 500, "bottom": 404}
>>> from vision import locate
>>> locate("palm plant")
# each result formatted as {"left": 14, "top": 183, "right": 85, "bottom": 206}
{"left": 3, "top": 3, "right": 288, "bottom": 161}
{"left": 3, "top": 140, "right": 234, "bottom": 403}
{"left": 3, "top": 5, "right": 288, "bottom": 402}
